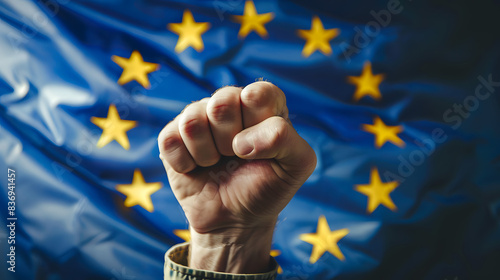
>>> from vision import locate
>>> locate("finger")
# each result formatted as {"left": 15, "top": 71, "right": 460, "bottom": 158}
{"left": 206, "top": 86, "right": 243, "bottom": 156}
{"left": 240, "top": 81, "right": 288, "bottom": 128}
{"left": 158, "top": 116, "right": 197, "bottom": 174}
{"left": 233, "top": 116, "right": 317, "bottom": 185}
{"left": 178, "top": 100, "right": 220, "bottom": 167}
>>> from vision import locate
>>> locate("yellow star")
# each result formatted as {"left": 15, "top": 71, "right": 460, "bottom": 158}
{"left": 173, "top": 229, "right": 191, "bottom": 242}
{"left": 111, "top": 50, "right": 159, "bottom": 89}
{"left": 347, "top": 61, "right": 385, "bottom": 101}
{"left": 116, "top": 169, "right": 162, "bottom": 212}
{"left": 168, "top": 10, "right": 210, "bottom": 53}
{"left": 355, "top": 168, "right": 399, "bottom": 214}
{"left": 362, "top": 116, "right": 405, "bottom": 148}
{"left": 270, "top": 250, "right": 283, "bottom": 274}
{"left": 232, "top": 1, "right": 274, "bottom": 38}
{"left": 300, "top": 216, "right": 349, "bottom": 263}
{"left": 297, "top": 16, "right": 340, "bottom": 57}
{"left": 91, "top": 104, "right": 137, "bottom": 150}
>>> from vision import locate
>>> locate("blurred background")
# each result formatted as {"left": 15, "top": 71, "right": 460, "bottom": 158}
{"left": 1, "top": 0, "right": 499, "bottom": 279}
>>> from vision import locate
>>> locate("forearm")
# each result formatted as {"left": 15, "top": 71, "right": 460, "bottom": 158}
{"left": 189, "top": 223, "right": 276, "bottom": 274}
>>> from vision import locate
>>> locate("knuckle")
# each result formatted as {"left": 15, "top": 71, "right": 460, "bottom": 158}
{"left": 159, "top": 135, "right": 196, "bottom": 174}
{"left": 179, "top": 116, "right": 204, "bottom": 138}
{"left": 212, "top": 86, "right": 241, "bottom": 97}
{"left": 159, "top": 131, "right": 181, "bottom": 153}
{"left": 179, "top": 105, "right": 207, "bottom": 138}
{"left": 241, "top": 81, "right": 275, "bottom": 108}
{"left": 207, "top": 98, "right": 237, "bottom": 124}
{"left": 158, "top": 121, "right": 179, "bottom": 150}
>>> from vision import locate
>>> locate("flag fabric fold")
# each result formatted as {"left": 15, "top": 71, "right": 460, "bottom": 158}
{"left": 1, "top": 0, "right": 499, "bottom": 279}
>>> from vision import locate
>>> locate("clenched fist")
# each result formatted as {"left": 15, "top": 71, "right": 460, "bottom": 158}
{"left": 158, "top": 82, "right": 316, "bottom": 273}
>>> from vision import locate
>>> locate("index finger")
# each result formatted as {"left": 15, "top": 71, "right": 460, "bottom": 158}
{"left": 240, "top": 81, "right": 289, "bottom": 128}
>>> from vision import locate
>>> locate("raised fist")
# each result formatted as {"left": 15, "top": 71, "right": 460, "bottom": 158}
{"left": 158, "top": 81, "right": 316, "bottom": 273}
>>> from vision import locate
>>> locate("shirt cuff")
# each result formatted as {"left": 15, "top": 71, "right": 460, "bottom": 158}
{"left": 164, "top": 242, "right": 278, "bottom": 280}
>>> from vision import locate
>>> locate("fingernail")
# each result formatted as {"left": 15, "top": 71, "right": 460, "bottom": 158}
{"left": 235, "top": 133, "right": 254, "bottom": 156}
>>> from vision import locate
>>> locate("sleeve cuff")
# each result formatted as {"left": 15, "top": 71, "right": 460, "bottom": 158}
{"left": 164, "top": 242, "right": 278, "bottom": 280}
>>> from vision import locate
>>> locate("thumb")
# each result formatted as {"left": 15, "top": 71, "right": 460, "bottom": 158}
{"left": 232, "top": 116, "right": 317, "bottom": 185}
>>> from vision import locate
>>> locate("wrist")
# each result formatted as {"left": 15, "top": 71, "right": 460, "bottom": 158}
{"left": 188, "top": 221, "right": 276, "bottom": 274}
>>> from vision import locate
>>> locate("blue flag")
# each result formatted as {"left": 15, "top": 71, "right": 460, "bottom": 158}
{"left": 1, "top": 0, "right": 499, "bottom": 279}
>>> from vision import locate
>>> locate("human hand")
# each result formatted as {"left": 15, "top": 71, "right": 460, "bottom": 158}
{"left": 158, "top": 82, "right": 316, "bottom": 273}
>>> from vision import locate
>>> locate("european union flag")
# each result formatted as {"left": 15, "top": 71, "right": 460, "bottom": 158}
{"left": 1, "top": 0, "right": 499, "bottom": 279}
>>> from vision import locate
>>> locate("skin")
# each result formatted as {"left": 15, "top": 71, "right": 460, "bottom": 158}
{"left": 158, "top": 81, "right": 317, "bottom": 273}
